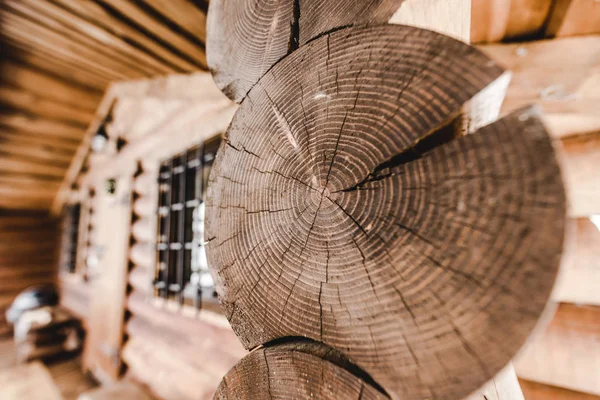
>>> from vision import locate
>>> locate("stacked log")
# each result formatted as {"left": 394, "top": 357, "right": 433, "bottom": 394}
{"left": 206, "top": 1, "right": 567, "bottom": 399}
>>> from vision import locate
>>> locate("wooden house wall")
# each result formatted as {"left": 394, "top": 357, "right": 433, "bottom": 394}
{"left": 0, "top": 212, "right": 59, "bottom": 334}
{"left": 58, "top": 73, "right": 246, "bottom": 399}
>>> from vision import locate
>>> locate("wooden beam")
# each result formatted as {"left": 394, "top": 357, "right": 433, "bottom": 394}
{"left": 519, "top": 378, "right": 600, "bottom": 400}
{"left": 3, "top": 41, "right": 111, "bottom": 92}
{"left": 0, "top": 140, "right": 74, "bottom": 164}
{"left": 0, "top": 113, "right": 85, "bottom": 141}
{"left": 470, "top": 0, "right": 512, "bottom": 43}
{"left": 97, "top": 0, "right": 207, "bottom": 68}
{"left": 0, "top": 86, "right": 94, "bottom": 126}
{"left": 389, "top": 0, "right": 471, "bottom": 42}
{"left": 479, "top": 36, "right": 600, "bottom": 139}
{"left": 0, "top": 154, "right": 68, "bottom": 178}
{"left": 51, "top": 0, "right": 197, "bottom": 72}
{"left": 466, "top": 365, "right": 524, "bottom": 400}
{"left": 0, "top": 61, "right": 101, "bottom": 111}
{"left": 515, "top": 303, "right": 600, "bottom": 396}
{"left": 9, "top": 0, "right": 177, "bottom": 76}
{"left": 141, "top": 0, "right": 208, "bottom": 43}
{"left": 560, "top": 132, "right": 600, "bottom": 217}
{"left": 0, "top": 129, "right": 79, "bottom": 153}
{"left": 553, "top": 218, "right": 600, "bottom": 305}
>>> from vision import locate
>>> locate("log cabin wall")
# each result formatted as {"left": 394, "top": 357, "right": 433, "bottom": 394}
{"left": 57, "top": 73, "right": 246, "bottom": 398}
{"left": 0, "top": 0, "right": 597, "bottom": 399}
{"left": 0, "top": 211, "right": 59, "bottom": 335}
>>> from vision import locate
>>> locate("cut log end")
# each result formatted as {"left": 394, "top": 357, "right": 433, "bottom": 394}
{"left": 214, "top": 340, "right": 389, "bottom": 400}
{"left": 206, "top": 24, "right": 566, "bottom": 400}
{"left": 206, "top": 0, "right": 405, "bottom": 103}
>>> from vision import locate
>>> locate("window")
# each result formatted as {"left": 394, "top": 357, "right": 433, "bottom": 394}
{"left": 59, "top": 203, "right": 81, "bottom": 273}
{"left": 154, "top": 135, "right": 221, "bottom": 310}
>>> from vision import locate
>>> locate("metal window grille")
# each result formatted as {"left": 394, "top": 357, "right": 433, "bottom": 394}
{"left": 59, "top": 203, "right": 81, "bottom": 273}
{"left": 154, "top": 135, "right": 221, "bottom": 310}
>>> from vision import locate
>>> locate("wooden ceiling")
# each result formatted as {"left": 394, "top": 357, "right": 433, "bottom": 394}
{"left": 0, "top": 0, "right": 598, "bottom": 211}
{"left": 0, "top": 0, "right": 208, "bottom": 210}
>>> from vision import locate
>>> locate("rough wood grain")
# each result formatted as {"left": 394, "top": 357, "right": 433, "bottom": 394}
{"left": 207, "top": 0, "right": 405, "bottom": 103}
{"left": 215, "top": 341, "right": 388, "bottom": 400}
{"left": 206, "top": 24, "right": 566, "bottom": 400}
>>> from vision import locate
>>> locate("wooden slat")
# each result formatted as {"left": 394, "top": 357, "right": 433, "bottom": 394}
{"left": 0, "top": 85, "right": 93, "bottom": 126}
{"left": 1, "top": 11, "right": 135, "bottom": 82}
{"left": 479, "top": 35, "right": 600, "bottom": 139}
{"left": 554, "top": 218, "right": 600, "bottom": 305}
{"left": 97, "top": 0, "right": 207, "bottom": 68}
{"left": 0, "top": 141, "right": 74, "bottom": 164}
{"left": 545, "top": 0, "right": 600, "bottom": 37}
{"left": 0, "top": 113, "right": 84, "bottom": 141}
{"left": 471, "top": 0, "right": 512, "bottom": 43}
{"left": 142, "top": 0, "right": 208, "bottom": 43}
{"left": 0, "top": 362, "right": 64, "bottom": 400}
{"left": 9, "top": 0, "right": 175, "bottom": 76}
{"left": 51, "top": 0, "right": 197, "bottom": 72}
{"left": 0, "top": 155, "right": 68, "bottom": 178}
{"left": 3, "top": 41, "right": 111, "bottom": 92}
{"left": 561, "top": 133, "right": 600, "bottom": 217}
{"left": 1, "top": 61, "right": 101, "bottom": 110}
{"left": 520, "top": 379, "right": 600, "bottom": 400}
{"left": 515, "top": 303, "right": 600, "bottom": 396}
{"left": 129, "top": 242, "right": 154, "bottom": 270}
{"left": 503, "top": 0, "right": 553, "bottom": 40}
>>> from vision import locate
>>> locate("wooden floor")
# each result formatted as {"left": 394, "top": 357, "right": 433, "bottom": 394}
{"left": 0, "top": 335, "right": 97, "bottom": 400}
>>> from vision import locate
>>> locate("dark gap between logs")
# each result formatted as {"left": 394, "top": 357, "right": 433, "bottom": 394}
{"left": 341, "top": 115, "right": 462, "bottom": 192}
{"left": 260, "top": 336, "right": 391, "bottom": 398}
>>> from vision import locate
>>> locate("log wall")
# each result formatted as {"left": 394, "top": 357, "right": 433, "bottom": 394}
{"left": 0, "top": 212, "right": 59, "bottom": 335}
{"left": 57, "top": 73, "right": 245, "bottom": 399}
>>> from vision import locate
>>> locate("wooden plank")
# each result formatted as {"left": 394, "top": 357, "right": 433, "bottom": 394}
{"left": 142, "top": 0, "right": 208, "bottom": 43}
{"left": 51, "top": 0, "right": 197, "bottom": 72}
{"left": 389, "top": 0, "right": 471, "bottom": 42}
{"left": 515, "top": 304, "right": 600, "bottom": 395}
{"left": 545, "top": 0, "right": 600, "bottom": 37}
{"left": 0, "top": 86, "right": 93, "bottom": 126}
{"left": 502, "top": 0, "right": 553, "bottom": 40}
{"left": 479, "top": 36, "right": 600, "bottom": 139}
{"left": 553, "top": 218, "right": 600, "bottom": 305}
{"left": 0, "top": 361, "right": 64, "bottom": 400}
{"left": 0, "top": 113, "right": 84, "bottom": 141}
{"left": 519, "top": 379, "right": 600, "bottom": 400}
{"left": 0, "top": 130, "right": 79, "bottom": 153}
{"left": 84, "top": 172, "right": 134, "bottom": 382}
{"left": 561, "top": 132, "right": 600, "bottom": 217}
{"left": 123, "top": 337, "right": 218, "bottom": 400}
{"left": 0, "top": 61, "right": 101, "bottom": 110}
{"left": 471, "top": 0, "right": 512, "bottom": 43}
{"left": 10, "top": 0, "right": 175, "bottom": 76}
{"left": 0, "top": 141, "right": 74, "bottom": 164}
{"left": 1, "top": 11, "right": 135, "bottom": 82}
{"left": 0, "top": 155, "right": 68, "bottom": 178}
{"left": 78, "top": 381, "right": 153, "bottom": 400}
{"left": 3, "top": 41, "right": 110, "bottom": 92}
{"left": 97, "top": 0, "right": 207, "bottom": 68}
